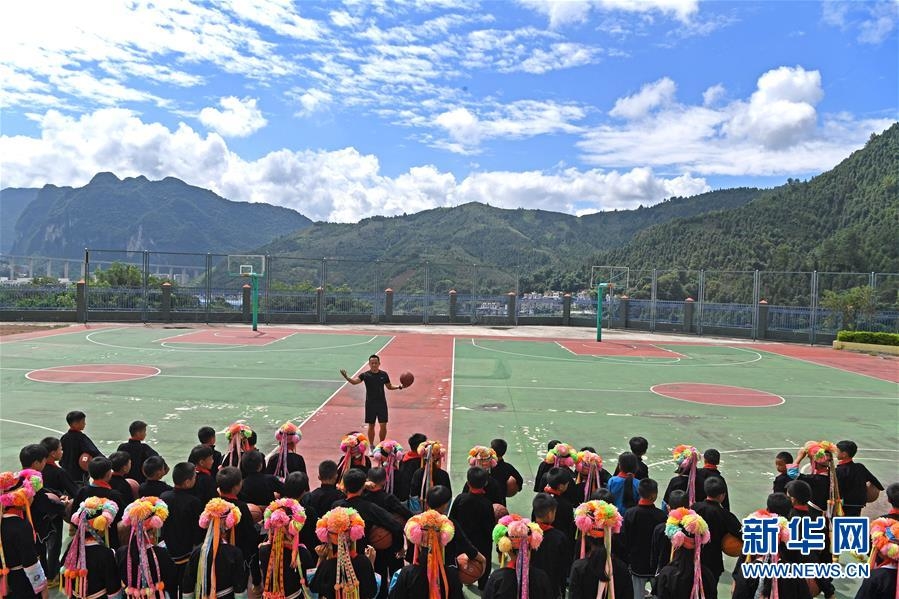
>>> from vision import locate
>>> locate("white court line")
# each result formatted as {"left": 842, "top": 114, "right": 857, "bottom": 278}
{"left": 447, "top": 337, "right": 457, "bottom": 476}
{"left": 151, "top": 330, "right": 200, "bottom": 343}
{"left": 2, "top": 367, "right": 346, "bottom": 385}
{"left": 296, "top": 336, "right": 397, "bottom": 427}
{"left": 754, "top": 347, "right": 899, "bottom": 385}
{"left": 554, "top": 340, "right": 682, "bottom": 363}
{"left": 25, "top": 365, "right": 161, "bottom": 384}
{"left": 649, "top": 383, "right": 785, "bottom": 408}
{"left": 86, "top": 329, "right": 380, "bottom": 353}
{"left": 0, "top": 418, "right": 64, "bottom": 434}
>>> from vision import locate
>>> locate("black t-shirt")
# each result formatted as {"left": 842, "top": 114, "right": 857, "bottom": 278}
{"left": 360, "top": 370, "right": 390, "bottom": 403}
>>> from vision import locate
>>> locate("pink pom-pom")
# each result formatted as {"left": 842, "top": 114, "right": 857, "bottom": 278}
{"left": 440, "top": 530, "right": 453, "bottom": 546}
{"left": 316, "top": 525, "right": 330, "bottom": 543}
{"left": 671, "top": 530, "right": 687, "bottom": 549}
{"left": 574, "top": 514, "right": 592, "bottom": 532}
{"left": 408, "top": 526, "right": 423, "bottom": 545}
{"left": 349, "top": 524, "right": 365, "bottom": 541}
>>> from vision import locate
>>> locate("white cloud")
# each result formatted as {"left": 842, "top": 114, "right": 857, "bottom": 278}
{"left": 822, "top": 1, "right": 897, "bottom": 45}
{"left": 515, "top": 42, "right": 601, "bottom": 74}
{"left": 199, "top": 97, "right": 267, "bottom": 137}
{"left": 294, "top": 89, "right": 334, "bottom": 117}
{"left": 519, "top": 0, "right": 699, "bottom": 27}
{"left": 609, "top": 77, "right": 676, "bottom": 120}
{"left": 579, "top": 66, "right": 894, "bottom": 176}
{"left": 702, "top": 84, "right": 725, "bottom": 106}
{"left": 0, "top": 108, "right": 712, "bottom": 222}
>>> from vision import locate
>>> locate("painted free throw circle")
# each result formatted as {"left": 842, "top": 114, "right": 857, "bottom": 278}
{"left": 650, "top": 383, "right": 784, "bottom": 407}
{"left": 26, "top": 364, "right": 160, "bottom": 384}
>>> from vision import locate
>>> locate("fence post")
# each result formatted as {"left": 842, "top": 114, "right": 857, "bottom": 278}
{"left": 507, "top": 292, "right": 516, "bottom": 325}
{"left": 83, "top": 249, "right": 90, "bottom": 324}
{"left": 76, "top": 279, "right": 87, "bottom": 323}
{"left": 449, "top": 289, "right": 457, "bottom": 322}
{"left": 423, "top": 261, "right": 430, "bottom": 325}
{"left": 620, "top": 295, "right": 629, "bottom": 329}
{"left": 684, "top": 297, "right": 695, "bottom": 333}
{"left": 384, "top": 288, "right": 394, "bottom": 323}
{"left": 242, "top": 284, "right": 252, "bottom": 322}
{"left": 650, "top": 269, "right": 658, "bottom": 333}
{"left": 810, "top": 271, "right": 818, "bottom": 345}
{"left": 205, "top": 253, "right": 211, "bottom": 324}
{"left": 751, "top": 270, "right": 761, "bottom": 340}
{"left": 562, "top": 293, "right": 571, "bottom": 326}
{"left": 757, "top": 299, "right": 768, "bottom": 340}
{"left": 316, "top": 286, "right": 325, "bottom": 324}
{"left": 697, "top": 269, "right": 704, "bottom": 336}
{"left": 161, "top": 282, "right": 172, "bottom": 322}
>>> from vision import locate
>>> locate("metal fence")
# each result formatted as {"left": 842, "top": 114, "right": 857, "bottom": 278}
{"left": 1, "top": 251, "right": 897, "bottom": 342}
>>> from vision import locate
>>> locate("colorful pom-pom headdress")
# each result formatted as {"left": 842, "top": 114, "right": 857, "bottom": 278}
{"left": 492, "top": 514, "right": 544, "bottom": 599}
{"left": 63, "top": 496, "right": 119, "bottom": 598}
{"left": 414, "top": 440, "right": 446, "bottom": 505}
{"left": 271, "top": 422, "right": 302, "bottom": 482}
{"left": 262, "top": 498, "right": 309, "bottom": 599}
{"left": 371, "top": 439, "right": 404, "bottom": 495}
{"left": 574, "top": 500, "right": 621, "bottom": 598}
{"left": 339, "top": 432, "right": 371, "bottom": 477}
{"left": 543, "top": 443, "right": 576, "bottom": 469}
{"left": 122, "top": 496, "right": 170, "bottom": 598}
{"left": 223, "top": 422, "right": 253, "bottom": 468}
{"left": 672, "top": 445, "right": 700, "bottom": 504}
{"left": 869, "top": 517, "right": 899, "bottom": 599}
{"left": 742, "top": 509, "right": 790, "bottom": 599}
{"left": 316, "top": 508, "right": 366, "bottom": 599}
{"left": 0, "top": 469, "right": 42, "bottom": 597}
{"left": 665, "top": 508, "right": 710, "bottom": 599}
{"left": 195, "top": 498, "right": 242, "bottom": 599}
{"left": 468, "top": 445, "right": 498, "bottom": 470}
{"left": 404, "top": 510, "right": 455, "bottom": 599}
{"left": 575, "top": 451, "right": 604, "bottom": 501}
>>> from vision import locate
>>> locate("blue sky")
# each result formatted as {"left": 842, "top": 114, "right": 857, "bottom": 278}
{"left": 1, "top": 0, "right": 896, "bottom": 222}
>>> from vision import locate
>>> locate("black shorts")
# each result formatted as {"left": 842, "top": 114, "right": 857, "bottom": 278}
{"left": 365, "top": 401, "right": 388, "bottom": 424}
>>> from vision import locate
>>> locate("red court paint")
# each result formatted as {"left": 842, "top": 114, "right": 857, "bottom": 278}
{"left": 26, "top": 364, "right": 160, "bottom": 383}
{"left": 747, "top": 344, "right": 899, "bottom": 384}
{"left": 558, "top": 340, "right": 687, "bottom": 358}
{"left": 156, "top": 328, "right": 297, "bottom": 346}
{"left": 0, "top": 324, "right": 117, "bottom": 344}
{"left": 650, "top": 383, "right": 784, "bottom": 407}
{"left": 299, "top": 334, "right": 454, "bottom": 483}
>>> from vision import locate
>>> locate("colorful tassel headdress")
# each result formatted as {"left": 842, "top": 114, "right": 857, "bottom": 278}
{"left": 122, "top": 496, "right": 169, "bottom": 598}
{"left": 316, "top": 508, "right": 366, "bottom": 599}
{"left": 0, "top": 469, "right": 42, "bottom": 597}
{"left": 63, "top": 496, "right": 119, "bottom": 598}
{"left": 339, "top": 433, "right": 371, "bottom": 477}
{"left": 492, "top": 514, "right": 543, "bottom": 599}
{"left": 869, "top": 516, "right": 899, "bottom": 599}
{"left": 543, "top": 443, "right": 576, "bottom": 469}
{"left": 665, "top": 508, "right": 710, "bottom": 599}
{"left": 468, "top": 446, "right": 498, "bottom": 470}
{"left": 575, "top": 452, "right": 604, "bottom": 501}
{"left": 742, "top": 509, "right": 790, "bottom": 599}
{"left": 371, "top": 440, "right": 404, "bottom": 495}
{"left": 223, "top": 422, "right": 253, "bottom": 468}
{"left": 801, "top": 440, "right": 843, "bottom": 518}
{"left": 672, "top": 445, "right": 700, "bottom": 504}
{"left": 272, "top": 422, "right": 302, "bottom": 481}
{"left": 195, "top": 498, "right": 242, "bottom": 599}
{"left": 404, "top": 510, "right": 455, "bottom": 599}
{"left": 574, "top": 500, "right": 621, "bottom": 598}
{"left": 263, "top": 498, "right": 309, "bottom": 599}
{"left": 415, "top": 441, "right": 446, "bottom": 503}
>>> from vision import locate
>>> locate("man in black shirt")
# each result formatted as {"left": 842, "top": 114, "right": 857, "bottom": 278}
{"left": 340, "top": 353, "right": 405, "bottom": 443}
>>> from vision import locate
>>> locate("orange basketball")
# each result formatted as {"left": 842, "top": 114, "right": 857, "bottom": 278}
{"left": 505, "top": 476, "right": 520, "bottom": 498}
{"left": 117, "top": 521, "right": 130, "bottom": 547}
{"left": 457, "top": 553, "right": 487, "bottom": 585}
{"left": 400, "top": 372, "right": 414, "bottom": 388}
{"left": 807, "top": 579, "right": 820, "bottom": 597}
{"left": 493, "top": 503, "right": 509, "bottom": 522}
{"left": 78, "top": 453, "right": 92, "bottom": 472}
{"left": 866, "top": 482, "right": 880, "bottom": 503}
{"left": 248, "top": 504, "right": 264, "bottom": 524}
{"left": 722, "top": 533, "right": 742, "bottom": 557}
{"left": 369, "top": 525, "right": 393, "bottom": 550}
{"left": 126, "top": 478, "right": 139, "bottom": 499}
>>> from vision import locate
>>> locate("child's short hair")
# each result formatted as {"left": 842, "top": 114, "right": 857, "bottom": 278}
{"left": 189, "top": 444, "right": 214, "bottom": 464}
{"left": 776, "top": 451, "right": 793, "bottom": 463}
{"left": 703, "top": 449, "right": 721, "bottom": 465}
{"left": 589, "top": 488, "right": 615, "bottom": 502}
{"left": 40, "top": 437, "right": 61, "bottom": 453}
{"left": 836, "top": 440, "right": 858, "bottom": 457}
{"left": 490, "top": 439, "right": 508, "bottom": 457}
{"left": 545, "top": 467, "right": 570, "bottom": 489}
{"left": 408, "top": 433, "right": 427, "bottom": 451}
{"left": 88, "top": 457, "right": 112, "bottom": 480}
{"left": 109, "top": 451, "right": 132, "bottom": 472}
{"left": 66, "top": 410, "right": 86, "bottom": 425}
{"left": 172, "top": 462, "right": 197, "bottom": 486}
{"left": 342, "top": 469, "right": 366, "bottom": 494}
{"left": 786, "top": 480, "right": 812, "bottom": 504}
{"left": 143, "top": 456, "right": 166, "bottom": 479}
{"left": 129, "top": 420, "right": 147, "bottom": 436}
{"left": 426, "top": 485, "right": 452, "bottom": 510}
{"left": 247, "top": 430, "right": 258, "bottom": 447}
{"left": 19, "top": 444, "right": 48, "bottom": 468}
{"left": 216, "top": 466, "right": 242, "bottom": 493}
{"left": 667, "top": 489, "right": 688, "bottom": 509}
{"left": 367, "top": 467, "right": 387, "bottom": 486}
{"left": 318, "top": 460, "right": 339, "bottom": 481}
{"left": 580, "top": 446, "right": 596, "bottom": 453}
{"left": 532, "top": 492, "right": 558, "bottom": 519}
{"left": 283, "top": 472, "right": 310, "bottom": 498}
{"left": 546, "top": 440, "right": 560, "bottom": 451}
{"left": 767, "top": 492, "right": 792, "bottom": 518}
{"left": 618, "top": 452, "right": 639, "bottom": 475}
{"left": 704, "top": 476, "right": 726, "bottom": 498}
{"left": 629, "top": 436, "right": 649, "bottom": 456}
{"left": 239, "top": 451, "right": 264, "bottom": 477}
{"left": 466, "top": 467, "right": 488, "bottom": 490}
{"left": 886, "top": 483, "right": 899, "bottom": 508}
{"left": 198, "top": 426, "right": 216, "bottom": 444}
{"left": 638, "top": 478, "right": 658, "bottom": 499}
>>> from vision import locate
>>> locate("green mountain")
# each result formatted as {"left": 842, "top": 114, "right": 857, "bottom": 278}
{"left": 5, "top": 173, "right": 312, "bottom": 260}
{"left": 257, "top": 188, "right": 762, "bottom": 292}
{"left": 0, "top": 188, "right": 39, "bottom": 253}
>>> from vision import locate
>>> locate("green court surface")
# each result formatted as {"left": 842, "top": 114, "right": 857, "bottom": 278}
{"left": 1, "top": 325, "right": 897, "bottom": 598}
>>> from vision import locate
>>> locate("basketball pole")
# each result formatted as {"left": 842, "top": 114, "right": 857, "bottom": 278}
{"left": 596, "top": 283, "right": 609, "bottom": 341}
{"left": 251, "top": 273, "right": 259, "bottom": 331}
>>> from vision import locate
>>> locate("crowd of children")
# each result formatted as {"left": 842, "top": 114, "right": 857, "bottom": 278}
{"left": 1, "top": 410, "right": 896, "bottom": 599}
